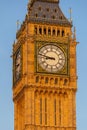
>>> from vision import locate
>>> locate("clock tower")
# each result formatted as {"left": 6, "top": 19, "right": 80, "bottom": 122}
{"left": 12, "top": 0, "right": 78, "bottom": 130}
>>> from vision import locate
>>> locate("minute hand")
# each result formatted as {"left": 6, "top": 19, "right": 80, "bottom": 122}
{"left": 39, "top": 53, "right": 55, "bottom": 60}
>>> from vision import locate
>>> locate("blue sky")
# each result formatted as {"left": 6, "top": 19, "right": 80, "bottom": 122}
{"left": 0, "top": 0, "right": 87, "bottom": 130}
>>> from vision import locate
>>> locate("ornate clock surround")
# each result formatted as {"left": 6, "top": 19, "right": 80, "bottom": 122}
{"left": 35, "top": 41, "right": 69, "bottom": 75}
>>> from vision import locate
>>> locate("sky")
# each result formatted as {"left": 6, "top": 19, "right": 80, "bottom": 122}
{"left": 0, "top": 0, "right": 87, "bottom": 130}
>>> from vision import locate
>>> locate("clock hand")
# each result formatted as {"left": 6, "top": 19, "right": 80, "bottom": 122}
{"left": 46, "top": 57, "right": 55, "bottom": 60}
{"left": 38, "top": 53, "right": 55, "bottom": 60}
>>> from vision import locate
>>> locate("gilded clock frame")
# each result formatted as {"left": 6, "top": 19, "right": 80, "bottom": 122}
{"left": 35, "top": 41, "right": 69, "bottom": 76}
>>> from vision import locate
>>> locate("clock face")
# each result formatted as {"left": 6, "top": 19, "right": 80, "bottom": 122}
{"left": 15, "top": 49, "right": 21, "bottom": 80}
{"left": 37, "top": 44, "right": 66, "bottom": 73}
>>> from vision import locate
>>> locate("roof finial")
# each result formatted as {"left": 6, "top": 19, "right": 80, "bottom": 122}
{"left": 16, "top": 20, "right": 21, "bottom": 32}
{"left": 69, "top": 8, "right": 73, "bottom": 23}
{"left": 73, "top": 26, "right": 76, "bottom": 39}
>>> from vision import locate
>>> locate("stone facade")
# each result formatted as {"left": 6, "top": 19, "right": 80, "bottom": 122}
{"left": 12, "top": 0, "right": 77, "bottom": 130}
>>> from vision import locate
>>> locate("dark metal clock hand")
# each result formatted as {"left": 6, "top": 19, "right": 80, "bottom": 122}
{"left": 39, "top": 53, "right": 55, "bottom": 60}
{"left": 46, "top": 57, "right": 55, "bottom": 60}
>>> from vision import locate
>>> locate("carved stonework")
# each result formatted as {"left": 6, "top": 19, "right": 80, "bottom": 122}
{"left": 12, "top": 0, "right": 77, "bottom": 130}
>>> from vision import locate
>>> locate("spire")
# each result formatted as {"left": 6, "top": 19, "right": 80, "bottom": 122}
{"left": 27, "top": 0, "right": 71, "bottom": 27}
{"left": 28, "top": 0, "right": 59, "bottom": 7}
{"left": 28, "top": 0, "right": 60, "bottom": 13}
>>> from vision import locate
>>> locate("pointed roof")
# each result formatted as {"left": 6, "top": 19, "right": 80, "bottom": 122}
{"left": 28, "top": 0, "right": 71, "bottom": 26}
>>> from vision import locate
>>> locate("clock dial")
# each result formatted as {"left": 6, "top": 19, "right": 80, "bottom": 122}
{"left": 37, "top": 44, "right": 65, "bottom": 73}
{"left": 15, "top": 49, "right": 21, "bottom": 80}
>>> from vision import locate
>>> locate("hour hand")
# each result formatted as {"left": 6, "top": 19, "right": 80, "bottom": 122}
{"left": 38, "top": 53, "right": 55, "bottom": 60}
{"left": 46, "top": 57, "right": 55, "bottom": 60}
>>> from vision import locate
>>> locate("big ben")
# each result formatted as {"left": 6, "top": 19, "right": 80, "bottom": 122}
{"left": 12, "top": 0, "right": 78, "bottom": 130}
